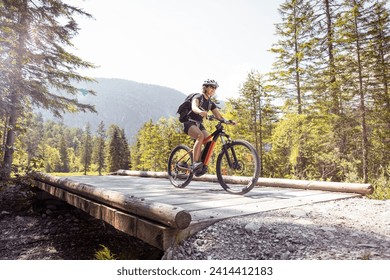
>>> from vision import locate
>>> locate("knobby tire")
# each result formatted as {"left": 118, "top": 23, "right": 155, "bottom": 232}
{"left": 167, "top": 144, "right": 193, "bottom": 188}
{"left": 216, "top": 140, "right": 260, "bottom": 195}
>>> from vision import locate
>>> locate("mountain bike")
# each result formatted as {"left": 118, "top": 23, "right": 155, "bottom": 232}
{"left": 167, "top": 116, "right": 260, "bottom": 195}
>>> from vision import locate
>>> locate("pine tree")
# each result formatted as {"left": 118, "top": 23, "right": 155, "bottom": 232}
{"left": 80, "top": 123, "right": 92, "bottom": 175}
{"left": 269, "top": 0, "right": 317, "bottom": 177}
{"left": 59, "top": 135, "right": 69, "bottom": 172}
{"left": 119, "top": 128, "right": 130, "bottom": 170}
{"left": 234, "top": 71, "right": 273, "bottom": 176}
{"left": 0, "top": 0, "right": 96, "bottom": 178}
{"left": 270, "top": 0, "right": 317, "bottom": 114}
{"left": 21, "top": 112, "right": 44, "bottom": 168}
{"left": 156, "top": 117, "right": 184, "bottom": 172}
{"left": 307, "top": 0, "right": 343, "bottom": 114}
{"left": 107, "top": 125, "right": 125, "bottom": 172}
{"left": 366, "top": 0, "right": 390, "bottom": 175}
{"left": 93, "top": 121, "right": 106, "bottom": 175}
{"left": 334, "top": 0, "right": 375, "bottom": 182}
{"left": 130, "top": 138, "right": 142, "bottom": 171}
{"left": 138, "top": 120, "right": 158, "bottom": 171}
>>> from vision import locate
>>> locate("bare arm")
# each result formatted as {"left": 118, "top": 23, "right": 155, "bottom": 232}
{"left": 212, "top": 108, "right": 224, "bottom": 121}
{"left": 192, "top": 98, "right": 207, "bottom": 117}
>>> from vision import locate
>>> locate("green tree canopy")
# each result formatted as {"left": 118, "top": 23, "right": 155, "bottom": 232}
{"left": 0, "top": 0, "right": 96, "bottom": 178}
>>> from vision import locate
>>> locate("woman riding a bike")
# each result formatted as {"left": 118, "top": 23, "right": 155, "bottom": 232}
{"left": 183, "top": 79, "right": 233, "bottom": 174}
{"left": 169, "top": 81, "right": 259, "bottom": 194}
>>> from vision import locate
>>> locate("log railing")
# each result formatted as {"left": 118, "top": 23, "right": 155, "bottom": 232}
{"left": 113, "top": 170, "right": 374, "bottom": 195}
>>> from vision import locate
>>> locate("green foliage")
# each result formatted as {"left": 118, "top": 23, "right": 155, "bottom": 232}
{"left": 2, "top": 113, "right": 132, "bottom": 176}
{"left": 264, "top": 0, "right": 390, "bottom": 188}
{"left": 0, "top": 0, "right": 96, "bottom": 178}
{"left": 80, "top": 123, "right": 93, "bottom": 175}
{"left": 368, "top": 166, "right": 390, "bottom": 200}
{"left": 107, "top": 125, "right": 130, "bottom": 172}
{"left": 94, "top": 245, "right": 116, "bottom": 260}
{"left": 93, "top": 121, "right": 107, "bottom": 175}
{"left": 130, "top": 117, "right": 191, "bottom": 172}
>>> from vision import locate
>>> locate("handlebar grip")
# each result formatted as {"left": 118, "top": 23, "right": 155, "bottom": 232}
{"left": 207, "top": 115, "right": 235, "bottom": 124}
{"left": 225, "top": 119, "right": 236, "bottom": 125}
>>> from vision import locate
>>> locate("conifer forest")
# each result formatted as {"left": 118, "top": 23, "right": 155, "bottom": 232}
{"left": 0, "top": 0, "right": 389, "bottom": 198}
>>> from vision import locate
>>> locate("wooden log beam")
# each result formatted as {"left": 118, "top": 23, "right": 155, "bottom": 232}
{"left": 30, "top": 172, "right": 191, "bottom": 229}
{"left": 254, "top": 177, "right": 373, "bottom": 195}
{"left": 114, "top": 170, "right": 373, "bottom": 195}
{"left": 35, "top": 181, "right": 177, "bottom": 250}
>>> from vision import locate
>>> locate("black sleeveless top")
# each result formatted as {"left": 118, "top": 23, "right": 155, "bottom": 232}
{"left": 188, "top": 93, "right": 217, "bottom": 122}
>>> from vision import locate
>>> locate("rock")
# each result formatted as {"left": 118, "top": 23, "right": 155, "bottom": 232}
{"left": 244, "top": 222, "right": 261, "bottom": 234}
{"left": 46, "top": 204, "right": 57, "bottom": 210}
{"left": 15, "top": 216, "right": 24, "bottom": 222}
{"left": 357, "top": 243, "right": 380, "bottom": 248}
{"left": 280, "top": 251, "right": 290, "bottom": 260}
{"left": 195, "top": 239, "right": 204, "bottom": 246}
{"left": 290, "top": 209, "right": 307, "bottom": 218}
{"left": 162, "top": 249, "right": 173, "bottom": 260}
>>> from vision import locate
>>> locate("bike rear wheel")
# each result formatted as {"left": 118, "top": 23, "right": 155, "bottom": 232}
{"left": 167, "top": 144, "right": 193, "bottom": 188}
{"left": 216, "top": 140, "right": 260, "bottom": 195}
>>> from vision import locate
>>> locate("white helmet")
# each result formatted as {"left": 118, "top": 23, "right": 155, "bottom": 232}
{"left": 202, "top": 79, "right": 219, "bottom": 88}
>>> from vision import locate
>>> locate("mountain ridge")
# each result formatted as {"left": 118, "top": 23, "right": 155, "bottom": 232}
{"left": 42, "top": 78, "right": 187, "bottom": 141}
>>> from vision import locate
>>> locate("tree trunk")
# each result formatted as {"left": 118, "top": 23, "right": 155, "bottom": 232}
{"left": 258, "top": 96, "right": 263, "bottom": 177}
{"left": 1, "top": 0, "right": 28, "bottom": 179}
{"left": 353, "top": 0, "right": 368, "bottom": 183}
{"left": 324, "top": 0, "right": 340, "bottom": 114}
{"left": 1, "top": 97, "right": 19, "bottom": 178}
{"left": 294, "top": 21, "right": 302, "bottom": 115}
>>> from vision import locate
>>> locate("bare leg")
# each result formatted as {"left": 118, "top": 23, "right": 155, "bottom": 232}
{"left": 187, "top": 125, "right": 204, "bottom": 162}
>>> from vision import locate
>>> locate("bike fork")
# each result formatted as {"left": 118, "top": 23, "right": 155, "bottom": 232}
{"left": 223, "top": 144, "right": 239, "bottom": 169}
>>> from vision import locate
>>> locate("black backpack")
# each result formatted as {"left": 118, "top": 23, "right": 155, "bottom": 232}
{"left": 176, "top": 93, "right": 203, "bottom": 123}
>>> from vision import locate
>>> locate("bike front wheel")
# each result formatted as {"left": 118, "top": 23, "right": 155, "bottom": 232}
{"left": 216, "top": 140, "right": 260, "bottom": 195}
{"left": 167, "top": 144, "right": 193, "bottom": 188}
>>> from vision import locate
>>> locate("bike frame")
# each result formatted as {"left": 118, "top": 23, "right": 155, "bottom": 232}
{"left": 176, "top": 122, "right": 228, "bottom": 169}
{"left": 201, "top": 125, "right": 223, "bottom": 166}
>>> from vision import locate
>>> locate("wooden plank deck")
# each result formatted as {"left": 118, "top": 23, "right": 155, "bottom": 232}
{"left": 32, "top": 173, "right": 362, "bottom": 251}
{"left": 69, "top": 175, "right": 360, "bottom": 221}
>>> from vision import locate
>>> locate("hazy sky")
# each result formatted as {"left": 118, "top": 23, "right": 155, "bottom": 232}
{"left": 69, "top": 0, "right": 284, "bottom": 100}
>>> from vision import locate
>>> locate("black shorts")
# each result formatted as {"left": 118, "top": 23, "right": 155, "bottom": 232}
{"left": 183, "top": 120, "right": 206, "bottom": 135}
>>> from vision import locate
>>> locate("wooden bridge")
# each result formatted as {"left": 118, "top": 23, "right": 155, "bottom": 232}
{"left": 30, "top": 171, "right": 373, "bottom": 251}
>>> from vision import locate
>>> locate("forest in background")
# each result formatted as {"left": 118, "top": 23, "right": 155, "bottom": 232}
{"left": 1, "top": 0, "right": 389, "bottom": 198}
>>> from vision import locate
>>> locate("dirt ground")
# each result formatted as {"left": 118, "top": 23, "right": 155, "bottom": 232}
{"left": 168, "top": 196, "right": 390, "bottom": 260}
{"left": 0, "top": 182, "right": 163, "bottom": 260}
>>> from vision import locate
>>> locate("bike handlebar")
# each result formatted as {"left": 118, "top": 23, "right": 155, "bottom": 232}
{"left": 207, "top": 115, "right": 236, "bottom": 125}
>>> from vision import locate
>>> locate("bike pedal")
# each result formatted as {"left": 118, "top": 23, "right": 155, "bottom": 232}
{"left": 176, "top": 174, "right": 189, "bottom": 180}
{"left": 194, "top": 166, "right": 208, "bottom": 177}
